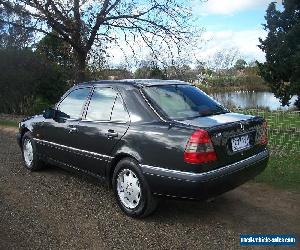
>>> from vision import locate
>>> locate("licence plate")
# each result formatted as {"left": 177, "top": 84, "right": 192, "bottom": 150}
{"left": 231, "top": 134, "right": 250, "bottom": 152}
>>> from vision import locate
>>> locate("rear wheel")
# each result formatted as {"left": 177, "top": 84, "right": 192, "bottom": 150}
{"left": 112, "top": 158, "right": 157, "bottom": 218}
{"left": 22, "top": 132, "right": 44, "bottom": 171}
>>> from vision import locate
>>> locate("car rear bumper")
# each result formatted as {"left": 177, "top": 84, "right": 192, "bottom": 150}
{"left": 140, "top": 149, "right": 269, "bottom": 200}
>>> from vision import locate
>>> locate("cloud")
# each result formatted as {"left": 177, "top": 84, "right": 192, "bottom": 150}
{"left": 104, "top": 28, "right": 267, "bottom": 69}
{"left": 197, "top": 29, "right": 267, "bottom": 62}
{"left": 195, "top": 0, "right": 272, "bottom": 15}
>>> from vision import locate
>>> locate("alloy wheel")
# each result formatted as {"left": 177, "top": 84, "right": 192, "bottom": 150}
{"left": 23, "top": 139, "right": 34, "bottom": 167}
{"left": 116, "top": 169, "right": 141, "bottom": 209}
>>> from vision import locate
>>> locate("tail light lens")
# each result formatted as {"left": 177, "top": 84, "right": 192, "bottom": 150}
{"left": 259, "top": 121, "right": 268, "bottom": 145}
{"left": 184, "top": 129, "right": 217, "bottom": 164}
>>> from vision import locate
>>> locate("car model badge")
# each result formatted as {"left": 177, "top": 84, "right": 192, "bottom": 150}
{"left": 215, "top": 132, "right": 222, "bottom": 138}
{"left": 240, "top": 123, "right": 245, "bottom": 131}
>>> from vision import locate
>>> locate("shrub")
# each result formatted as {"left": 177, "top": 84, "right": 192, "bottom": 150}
{"left": 0, "top": 49, "right": 68, "bottom": 115}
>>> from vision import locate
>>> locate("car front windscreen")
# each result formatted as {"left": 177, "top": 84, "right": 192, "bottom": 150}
{"left": 143, "top": 84, "right": 228, "bottom": 120}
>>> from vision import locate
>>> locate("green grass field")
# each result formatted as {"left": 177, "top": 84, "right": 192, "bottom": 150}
{"left": 0, "top": 119, "right": 18, "bottom": 127}
{"left": 237, "top": 109, "right": 300, "bottom": 129}
{"left": 236, "top": 109, "right": 300, "bottom": 151}
{"left": 254, "top": 153, "right": 300, "bottom": 191}
{"left": 238, "top": 109, "right": 300, "bottom": 191}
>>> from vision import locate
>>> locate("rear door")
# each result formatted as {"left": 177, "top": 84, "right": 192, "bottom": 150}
{"left": 69, "top": 86, "right": 130, "bottom": 177}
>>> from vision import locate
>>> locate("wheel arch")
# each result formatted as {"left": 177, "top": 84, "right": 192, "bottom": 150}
{"left": 107, "top": 152, "right": 142, "bottom": 187}
{"left": 19, "top": 126, "right": 31, "bottom": 147}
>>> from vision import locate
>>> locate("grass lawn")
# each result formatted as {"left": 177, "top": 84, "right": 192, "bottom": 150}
{"left": 237, "top": 110, "right": 299, "bottom": 191}
{"left": 254, "top": 153, "right": 300, "bottom": 192}
{"left": 238, "top": 109, "right": 300, "bottom": 129}
{"left": 0, "top": 119, "right": 18, "bottom": 127}
{"left": 237, "top": 109, "right": 300, "bottom": 151}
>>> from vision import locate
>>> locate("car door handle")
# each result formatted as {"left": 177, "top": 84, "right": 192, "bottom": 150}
{"left": 68, "top": 127, "right": 78, "bottom": 133}
{"left": 106, "top": 129, "right": 118, "bottom": 138}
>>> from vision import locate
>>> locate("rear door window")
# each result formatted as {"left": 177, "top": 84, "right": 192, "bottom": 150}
{"left": 111, "top": 95, "right": 129, "bottom": 122}
{"left": 85, "top": 88, "right": 117, "bottom": 121}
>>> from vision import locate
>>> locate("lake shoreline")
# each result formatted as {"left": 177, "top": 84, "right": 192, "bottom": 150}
{"left": 197, "top": 84, "right": 271, "bottom": 94}
{"left": 197, "top": 88, "right": 298, "bottom": 111}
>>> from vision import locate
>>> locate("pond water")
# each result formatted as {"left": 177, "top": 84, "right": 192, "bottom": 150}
{"left": 211, "top": 91, "right": 297, "bottom": 110}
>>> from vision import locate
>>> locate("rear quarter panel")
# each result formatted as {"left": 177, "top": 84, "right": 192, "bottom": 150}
{"left": 110, "top": 116, "right": 268, "bottom": 175}
{"left": 111, "top": 121, "right": 204, "bottom": 173}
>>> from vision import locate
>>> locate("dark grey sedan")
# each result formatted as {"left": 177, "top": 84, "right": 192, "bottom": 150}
{"left": 17, "top": 80, "right": 269, "bottom": 217}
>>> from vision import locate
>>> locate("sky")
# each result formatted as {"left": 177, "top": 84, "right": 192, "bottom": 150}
{"left": 193, "top": 0, "right": 276, "bottom": 63}
{"left": 23, "top": 0, "right": 278, "bottom": 66}
{"left": 107, "top": 0, "right": 277, "bottom": 67}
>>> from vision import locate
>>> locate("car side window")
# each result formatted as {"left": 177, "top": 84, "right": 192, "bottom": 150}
{"left": 111, "top": 94, "right": 129, "bottom": 122}
{"left": 57, "top": 88, "right": 91, "bottom": 119}
{"left": 85, "top": 88, "right": 117, "bottom": 121}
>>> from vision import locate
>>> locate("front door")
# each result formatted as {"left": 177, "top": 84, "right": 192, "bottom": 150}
{"left": 35, "top": 87, "right": 92, "bottom": 164}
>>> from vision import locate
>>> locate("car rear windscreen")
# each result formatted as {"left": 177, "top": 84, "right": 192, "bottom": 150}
{"left": 143, "top": 84, "right": 228, "bottom": 120}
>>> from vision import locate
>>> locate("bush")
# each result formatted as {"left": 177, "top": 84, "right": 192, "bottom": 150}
{"left": 31, "top": 96, "right": 53, "bottom": 114}
{"left": 205, "top": 75, "right": 269, "bottom": 91}
{"left": 0, "top": 49, "right": 68, "bottom": 115}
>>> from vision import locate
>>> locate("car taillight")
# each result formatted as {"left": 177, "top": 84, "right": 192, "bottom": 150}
{"left": 184, "top": 129, "right": 217, "bottom": 164}
{"left": 259, "top": 121, "right": 268, "bottom": 145}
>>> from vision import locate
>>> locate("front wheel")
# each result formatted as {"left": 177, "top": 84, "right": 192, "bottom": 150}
{"left": 112, "top": 158, "right": 157, "bottom": 218}
{"left": 22, "top": 131, "right": 44, "bottom": 171}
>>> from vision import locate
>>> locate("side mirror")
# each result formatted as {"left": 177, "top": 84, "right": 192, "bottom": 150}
{"left": 43, "top": 107, "right": 56, "bottom": 119}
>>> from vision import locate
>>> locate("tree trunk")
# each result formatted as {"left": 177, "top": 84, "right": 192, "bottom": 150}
{"left": 74, "top": 50, "right": 88, "bottom": 84}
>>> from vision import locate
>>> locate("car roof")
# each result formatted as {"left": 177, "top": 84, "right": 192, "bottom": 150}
{"left": 77, "top": 79, "right": 189, "bottom": 88}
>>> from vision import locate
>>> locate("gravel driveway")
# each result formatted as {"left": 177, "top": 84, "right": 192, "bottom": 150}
{"left": 0, "top": 128, "right": 299, "bottom": 249}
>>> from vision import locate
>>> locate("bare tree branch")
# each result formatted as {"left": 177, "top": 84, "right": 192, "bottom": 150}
{"left": 0, "top": 0, "right": 200, "bottom": 82}
{"left": 86, "top": 0, "right": 111, "bottom": 51}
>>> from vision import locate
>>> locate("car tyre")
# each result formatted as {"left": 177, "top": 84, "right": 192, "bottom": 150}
{"left": 112, "top": 157, "right": 157, "bottom": 218}
{"left": 21, "top": 131, "right": 44, "bottom": 171}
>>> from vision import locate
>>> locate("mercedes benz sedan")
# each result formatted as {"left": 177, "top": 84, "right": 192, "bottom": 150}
{"left": 17, "top": 80, "right": 269, "bottom": 217}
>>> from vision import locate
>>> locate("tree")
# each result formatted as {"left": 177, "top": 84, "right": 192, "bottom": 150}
{"left": 0, "top": 5, "right": 33, "bottom": 48}
{"left": 165, "top": 63, "right": 197, "bottom": 82}
{"left": 234, "top": 59, "right": 247, "bottom": 71}
{"left": 0, "top": 0, "right": 196, "bottom": 83}
{"left": 36, "top": 31, "right": 74, "bottom": 80}
{"left": 208, "top": 48, "right": 239, "bottom": 76}
{"left": 0, "top": 49, "right": 67, "bottom": 114}
{"left": 36, "top": 32, "right": 73, "bottom": 68}
{"left": 92, "top": 67, "right": 133, "bottom": 80}
{"left": 258, "top": 0, "right": 300, "bottom": 109}
{"left": 134, "top": 60, "right": 166, "bottom": 79}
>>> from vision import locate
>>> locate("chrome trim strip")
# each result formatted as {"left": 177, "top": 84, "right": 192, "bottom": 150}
{"left": 141, "top": 149, "right": 269, "bottom": 178}
{"left": 139, "top": 89, "right": 167, "bottom": 122}
{"left": 33, "top": 138, "right": 113, "bottom": 159}
{"left": 81, "top": 118, "right": 128, "bottom": 124}
{"left": 47, "top": 156, "right": 105, "bottom": 180}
